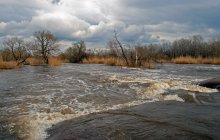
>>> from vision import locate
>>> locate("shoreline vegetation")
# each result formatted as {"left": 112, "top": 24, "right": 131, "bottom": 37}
{"left": 0, "top": 30, "right": 220, "bottom": 70}
{"left": 83, "top": 56, "right": 220, "bottom": 66}
{"left": 171, "top": 56, "right": 220, "bottom": 65}
{"left": 0, "top": 61, "right": 19, "bottom": 69}
{"left": 0, "top": 56, "right": 63, "bottom": 69}
{"left": 26, "top": 57, "right": 63, "bottom": 66}
{"left": 1, "top": 56, "right": 220, "bottom": 70}
{"left": 82, "top": 56, "right": 157, "bottom": 68}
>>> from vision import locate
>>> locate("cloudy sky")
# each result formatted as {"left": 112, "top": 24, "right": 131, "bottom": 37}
{"left": 0, "top": 0, "right": 220, "bottom": 48}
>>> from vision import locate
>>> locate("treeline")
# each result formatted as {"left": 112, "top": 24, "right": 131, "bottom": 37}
{"left": 0, "top": 30, "right": 87, "bottom": 68}
{"left": 161, "top": 35, "right": 220, "bottom": 58}
{"left": 0, "top": 30, "right": 59, "bottom": 66}
{"left": 83, "top": 31, "right": 161, "bottom": 68}
{"left": 85, "top": 33, "right": 220, "bottom": 68}
{"left": 84, "top": 34, "right": 220, "bottom": 68}
{"left": 1, "top": 30, "right": 220, "bottom": 69}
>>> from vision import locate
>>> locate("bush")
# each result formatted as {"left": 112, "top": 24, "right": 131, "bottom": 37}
{"left": 64, "top": 40, "right": 86, "bottom": 63}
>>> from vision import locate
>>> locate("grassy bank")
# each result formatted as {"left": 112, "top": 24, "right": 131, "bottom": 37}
{"left": 0, "top": 61, "right": 20, "bottom": 69}
{"left": 0, "top": 57, "right": 62, "bottom": 69}
{"left": 83, "top": 56, "right": 126, "bottom": 66}
{"left": 2, "top": 55, "right": 220, "bottom": 70}
{"left": 83, "top": 56, "right": 156, "bottom": 68}
{"left": 48, "top": 57, "right": 62, "bottom": 66}
{"left": 26, "top": 57, "right": 63, "bottom": 66}
{"left": 26, "top": 58, "right": 45, "bottom": 66}
{"left": 171, "top": 56, "right": 220, "bottom": 65}
{"left": 83, "top": 56, "right": 220, "bottom": 68}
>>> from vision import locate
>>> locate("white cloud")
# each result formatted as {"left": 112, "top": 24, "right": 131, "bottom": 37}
{"left": 0, "top": 22, "right": 7, "bottom": 30}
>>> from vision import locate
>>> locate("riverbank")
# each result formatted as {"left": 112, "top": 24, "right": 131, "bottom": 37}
{"left": 83, "top": 56, "right": 220, "bottom": 66}
{"left": 0, "top": 61, "right": 19, "bottom": 69}
{"left": 171, "top": 56, "right": 220, "bottom": 65}
{"left": 83, "top": 56, "right": 125, "bottom": 66}
{"left": 83, "top": 56, "right": 156, "bottom": 69}
{"left": 1, "top": 56, "right": 220, "bottom": 70}
{"left": 26, "top": 57, "right": 62, "bottom": 66}
{"left": 0, "top": 57, "right": 63, "bottom": 69}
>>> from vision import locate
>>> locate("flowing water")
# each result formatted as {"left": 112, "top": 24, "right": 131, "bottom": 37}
{"left": 0, "top": 63, "right": 220, "bottom": 140}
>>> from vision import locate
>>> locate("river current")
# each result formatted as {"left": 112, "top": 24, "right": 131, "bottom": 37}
{"left": 0, "top": 63, "right": 220, "bottom": 140}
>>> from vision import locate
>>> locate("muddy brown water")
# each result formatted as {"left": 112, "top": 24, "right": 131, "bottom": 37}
{"left": 0, "top": 63, "right": 220, "bottom": 140}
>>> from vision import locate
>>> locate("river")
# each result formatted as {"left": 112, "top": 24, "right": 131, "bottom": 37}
{"left": 0, "top": 63, "right": 220, "bottom": 140}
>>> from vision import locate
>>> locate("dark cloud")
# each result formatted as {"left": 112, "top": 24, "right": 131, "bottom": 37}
{"left": 51, "top": 0, "right": 61, "bottom": 5}
{"left": 0, "top": 0, "right": 219, "bottom": 48}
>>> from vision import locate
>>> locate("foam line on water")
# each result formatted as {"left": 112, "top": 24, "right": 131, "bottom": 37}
{"left": 109, "top": 76, "right": 217, "bottom": 100}
{"left": 11, "top": 99, "right": 150, "bottom": 140}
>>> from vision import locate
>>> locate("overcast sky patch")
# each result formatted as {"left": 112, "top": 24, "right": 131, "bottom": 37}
{"left": 0, "top": 0, "right": 220, "bottom": 48}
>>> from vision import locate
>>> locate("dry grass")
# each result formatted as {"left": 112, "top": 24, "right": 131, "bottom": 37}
{"left": 0, "top": 54, "right": 20, "bottom": 69}
{"left": 83, "top": 56, "right": 156, "bottom": 69}
{"left": 171, "top": 56, "right": 220, "bottom": 65}
{"left": 171, "top": 56, "right": 198, "bottom": 64}
{"left": 202, "top": 57, "right": 220, "bottom": 64}
{"left": 26, "top": 57, "right": 62, "bottom": 66}
{"left": 142, "top": 61, "right": 156, "bottom": 69}
{"left": 158, "top": 59, "right": 170, "bottom": 63}
{"left": 26, "top": 57, "right": 45, "bottom": 66}
{"left": 0, "top": 54, "right": 2, "bottom": 61}
{"left": 83, "top": 56, "right": 126, "bottom": 66}
{"left": 0, "top": 61, "right": 19, "bottom": 69}
{"left": 48, "top": 57, "right": 62, "bottom": 66}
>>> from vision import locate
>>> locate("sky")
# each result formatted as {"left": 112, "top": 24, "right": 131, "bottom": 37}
{"left": 0, "top": 0, "right": 220, "bottom": 48}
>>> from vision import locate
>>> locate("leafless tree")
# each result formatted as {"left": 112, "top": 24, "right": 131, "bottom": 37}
{"left": 126, "top": 44, "right": 160, "bottom": 68}
{"left": 108, "top": 30, "right": 129, "bottom": 66}
{"left": 114, "top": 31, "right": 129, "bottom": 65}
{"left": 33, "top": 30, "right": 59, "bottom": 64}
{"left": 3, "top": 37, "right": 31, "bottom": 65}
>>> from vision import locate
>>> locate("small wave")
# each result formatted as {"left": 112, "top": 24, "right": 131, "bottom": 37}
{"left": 10, "top": 99, "right": 150, "bottom": 140}
{"left": 164, "top": 95, "right": 184, "bottom": 102}
{"left": 109, "top": 76, "right": 216, "bottom": 102}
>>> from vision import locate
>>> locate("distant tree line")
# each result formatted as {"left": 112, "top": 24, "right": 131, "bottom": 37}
{"left": 0, "top": 30, "right": 59, "bottom": 65}
{"left": 160, "top": 35, "right": 220, "bottom": 58}
{"left": 1, "top": 30, "right": 219, "bottom": 67}
{"left": 102, "top": 34, "right": 220, "bottom": 68}
{"left": 0, "top": 30, "right": 87, "bottom": 65}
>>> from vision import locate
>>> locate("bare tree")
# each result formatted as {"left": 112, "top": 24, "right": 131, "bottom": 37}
{"left": 126, "top": 44, "right": 160, "bottom": 68}
{"left": 33, "top": 30, "right": 59, "bottom": 64}
{"left": 108, "top": 31, "right": 129, "bottom": 66}
{"left": 3, "top": 37, "right": 31, "bottom": 65}
{"left": 114, "top": 31, "right": 129, "bottom": 65}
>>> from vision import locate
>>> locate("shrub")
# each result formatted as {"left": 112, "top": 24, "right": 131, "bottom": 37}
{"left": 64, "top": 41, "right": 86, "bottom": 63}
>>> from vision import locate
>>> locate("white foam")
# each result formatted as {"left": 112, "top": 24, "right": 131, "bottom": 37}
{"left": 13, "top": 99, "right": 150, "bottom": 140}
{"left": 164, "top": 95, "right": 184, "bottom": 102}
{"left": 109, "top": 75, "right": 217, "bottom": 102}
